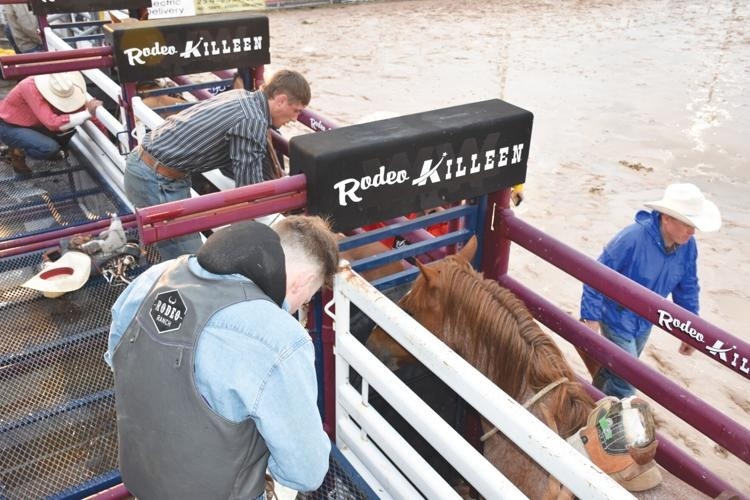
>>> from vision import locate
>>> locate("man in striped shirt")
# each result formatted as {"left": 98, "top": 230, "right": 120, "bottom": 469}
{"left": 124, "top": 69, "right": 310, "bottom": 260}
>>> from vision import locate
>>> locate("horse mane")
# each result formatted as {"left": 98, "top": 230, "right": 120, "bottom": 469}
{"left": 403, "top": 255, "right": 593, "bottom": 437}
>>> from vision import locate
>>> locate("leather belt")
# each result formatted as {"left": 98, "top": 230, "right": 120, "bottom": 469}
{"left": 137, "top": 146, "right": 187, "bottom": 180}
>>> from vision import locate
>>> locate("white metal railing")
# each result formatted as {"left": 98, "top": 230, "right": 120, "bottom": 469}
{"left": 331, "top": 264, "right": 635, "bottom": 499}
{"left": 43, "top": 27, "right": 233, "bottom": 201}
{"left": 44, "top": 28, "right": 131, "bottom": 177}
{"left": 38, "top": 23, "right": 287, "bottom": 243}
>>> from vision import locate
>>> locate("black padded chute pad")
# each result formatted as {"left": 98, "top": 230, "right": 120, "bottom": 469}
{"left": 104, "top": 12, "right": 270, "bottom": 83}
{"left": 196, "top": 221, "right": 286, "bottom": 307}
{"left": 290, "top": 99, "right": 533, "bottom": 232}
{"left": 30, "top": 0, "right": 149, "bottom": 15}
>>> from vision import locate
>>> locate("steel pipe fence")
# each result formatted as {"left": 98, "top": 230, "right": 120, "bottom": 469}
{"left": 332, "top": 266, "right": 634, "bottom": 500}
{"left": 499, "top": 274, "right": 742, "bottom": 498}
{"left": 495, "top": 209, "right": 750, "bottom": 467}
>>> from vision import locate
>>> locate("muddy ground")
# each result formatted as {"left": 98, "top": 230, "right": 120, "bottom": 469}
{"left": 265, "top": 0, "right": 749, "bottom": 495}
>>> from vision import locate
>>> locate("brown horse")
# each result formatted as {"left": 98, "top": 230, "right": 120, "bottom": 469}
{"left": 367, "top": 235, "right": 593, "bottom": 498}
{"left": 362, "top": 236, "right": 715, "bottom": 499}
{"left": 342, "top": 242, "right": 407, "bottom": 283}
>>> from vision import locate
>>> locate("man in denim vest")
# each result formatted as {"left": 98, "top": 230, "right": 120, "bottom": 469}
{"left": 106, "top": 215, "right": 339, "bottom": 499}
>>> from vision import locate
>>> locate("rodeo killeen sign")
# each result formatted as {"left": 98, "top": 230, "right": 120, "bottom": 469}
{"left": 104, "top": 12, "right": 269, "bottom": 83}
{"left": 31, "top": 0, "right": 151, "bottom": 15}
{"left": 290, "top": 99, "right": 533, "bottom": 232}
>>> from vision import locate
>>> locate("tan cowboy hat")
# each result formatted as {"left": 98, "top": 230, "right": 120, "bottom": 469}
{"left": 644, "top": 183, "right": 721, "bottom": 232}
{"left": 34, "top": 71, "right": 87, "bottom": 113}
{"left": 22, "top": 251, "right": 92, "bottom": 298}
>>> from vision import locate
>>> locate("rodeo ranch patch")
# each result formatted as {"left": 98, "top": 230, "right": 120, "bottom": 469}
{"left": 149, "top": 290, "right": 187, "bottom": 334}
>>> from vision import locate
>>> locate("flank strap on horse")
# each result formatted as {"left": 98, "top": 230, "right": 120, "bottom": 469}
{"left": 480, "top": 377, "right": 569, "bottom": 442}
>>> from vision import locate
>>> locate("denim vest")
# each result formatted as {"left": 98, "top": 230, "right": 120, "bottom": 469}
{"left": 112, "top": 256, "right": 271, "bottom": 499}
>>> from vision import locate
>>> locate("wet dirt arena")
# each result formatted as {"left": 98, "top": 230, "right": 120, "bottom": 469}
{"left": 264, "top": 0, "right": 749, "bottom": 495}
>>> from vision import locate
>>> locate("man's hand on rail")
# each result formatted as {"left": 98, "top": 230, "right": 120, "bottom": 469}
{"left": 86, "top": 99, "right": 103, "bottom": 115}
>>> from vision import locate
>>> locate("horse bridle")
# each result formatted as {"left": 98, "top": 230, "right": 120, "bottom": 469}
{"left": 480, "top": 377, "right": 569, "bottom": 442}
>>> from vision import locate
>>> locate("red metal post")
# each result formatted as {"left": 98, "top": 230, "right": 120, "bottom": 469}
{"left": 136, "top": 174, "right": 308, "bottom": 244}
{"left": 0, "top": 47, "right": 113, "bottom": 79}
{"left": 0, "top": 46, "right": 111, "bottom": 64}
{"left": 320, "top": 288, "right": 337, "bottom": 439}
{"left": 0, "top": 216, "right": 139, "bottom": 259}
{"left": 170, "top": 74, "right": 216, "bottom": 101}
{"left": 88, "top": 484, "right": 131, "bottom": 500}
{"left": 298, "top": 109, "right": 338, "bottom": 132}
{"left": 252, "top": 65, "right": 264, "bottom": 90}
{"left": 121, "top": 81, "right": 138, "bottom": 150}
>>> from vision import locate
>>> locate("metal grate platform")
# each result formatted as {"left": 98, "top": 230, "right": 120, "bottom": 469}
{"left": 0, "top": 247, "right": 158, "bottom": 500}
{"left": 0, "top": 154, "right": 130, "bottom": 243}
{"left": 0, "top": 247, "right": 378, "bottom": 500}
{"left": 0, "top": 148, "right": 378, "bottom": 497}
{"left": 300, "top": 446, "right": 378, "bottom": 500}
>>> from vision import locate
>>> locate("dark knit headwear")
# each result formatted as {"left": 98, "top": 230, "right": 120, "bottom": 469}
{"left": 196, "top": 221, "right": 286, "bottom": 307}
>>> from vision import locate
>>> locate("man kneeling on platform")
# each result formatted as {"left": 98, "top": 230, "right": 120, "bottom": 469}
{"left": 105, "top": 215, "right": 339, "bottom": 499}
{"left": 0, "top": 71, "right": 102, "bottom": 175}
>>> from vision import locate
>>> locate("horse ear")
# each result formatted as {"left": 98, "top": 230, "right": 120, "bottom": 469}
{"left": 415, "top": 259, "right": 440, "bottom": 285}
{"left": 457, "top": 235, "right": 478, "bottom": 263}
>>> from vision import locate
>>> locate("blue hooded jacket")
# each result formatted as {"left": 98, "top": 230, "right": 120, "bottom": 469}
{"left": 580, "top": 210, "right": 700, "bottom": 339}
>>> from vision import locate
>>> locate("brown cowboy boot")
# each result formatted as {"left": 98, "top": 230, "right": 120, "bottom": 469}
{"left": 9, "top": 148, "right": 31, "bottom": 175}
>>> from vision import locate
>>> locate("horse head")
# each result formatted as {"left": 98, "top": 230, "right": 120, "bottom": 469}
{"left": 400, "top": 235, "right": 477, "bottom": 347}
{"left": 362, "top": 234, "right": 667, "bottom": 495}
{"left": 368, "top": 234, "right": 594, "bottom": 434}
{"left": 365, "top": 236, "right": 477, "bottom": 370}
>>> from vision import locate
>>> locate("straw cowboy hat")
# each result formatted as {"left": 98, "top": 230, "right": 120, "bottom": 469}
{"left": 644, "top": 183, "right": 721, "bottom": 232}
{"left": 34, "top": 71, "right": 87, "bottom": 113}
{"left": 22, "top": 251, "right": 92, "bottom": 298}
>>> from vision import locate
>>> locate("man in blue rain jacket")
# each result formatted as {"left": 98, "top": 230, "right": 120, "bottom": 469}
{"left": 580, "top": 183, "right": 721, "bottom": 398}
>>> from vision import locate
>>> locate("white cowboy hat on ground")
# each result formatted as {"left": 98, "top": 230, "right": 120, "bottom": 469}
{"left": 34, "top": 71, "right": 87, "bottom": 113}
{"left": 644, "top": 183, "right": 721, "bottom": 232}
{"left": 22, "top": 251, "right": 92, "bottom": 298}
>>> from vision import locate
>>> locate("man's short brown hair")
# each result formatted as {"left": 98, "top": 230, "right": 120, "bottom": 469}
{"left": 273, "top": 215, "right": 339, "bottom": 285}
{"left": 262, "top": 69, "right": 311, "bottom": 106}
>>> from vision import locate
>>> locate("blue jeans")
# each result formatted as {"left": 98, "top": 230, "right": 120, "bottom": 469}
{"left": 0, "top": 120, "right": 68, "bottom": 159}
{"left": 3, "top": 24, "right": 43, "bottom": 54}
{"left": 593, "top": 323, "right": 650, "bottom": 399}
{"left": 124, "top": 150, "right": 202, "bottom": 260}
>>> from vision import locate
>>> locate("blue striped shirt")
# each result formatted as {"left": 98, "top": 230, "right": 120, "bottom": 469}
{"left": 143, "top": 89, "right": 269, "bottom": 186}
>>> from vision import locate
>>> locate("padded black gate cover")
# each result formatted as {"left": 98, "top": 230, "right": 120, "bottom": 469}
{"left": 104, "top": 12, "right": 270, "bottom": 82}
{"left": 290, "top": 99, "right": 533, "bottom": 232}
{"left": 31, "top": 0, "right": 151, "bottom": 15}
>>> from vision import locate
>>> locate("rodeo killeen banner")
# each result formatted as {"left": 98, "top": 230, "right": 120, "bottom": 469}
{"left": 104, "top": 12, "right": 270, "bottom": 83}
{"left": 291, "top": 99, "right": 533, "bottom": 232}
